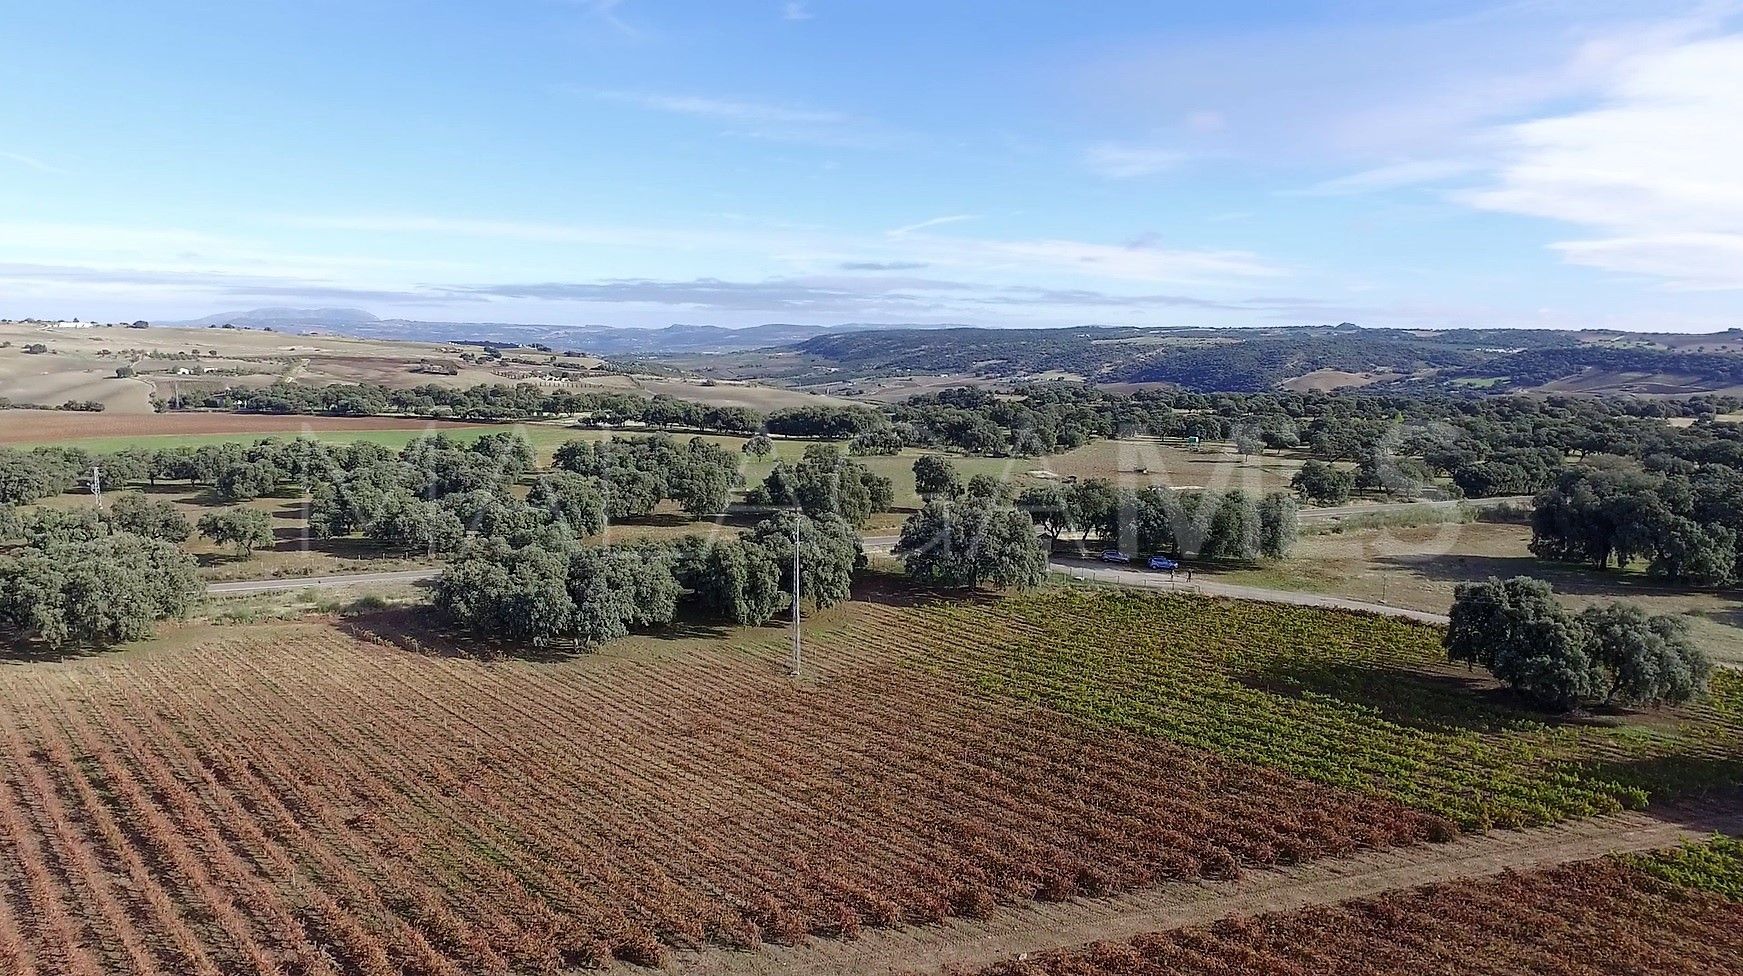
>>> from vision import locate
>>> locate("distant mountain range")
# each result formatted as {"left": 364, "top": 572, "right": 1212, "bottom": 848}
{"left": 171, "top": 309, "right": 1743, "bottom": 396}
{"left": 171, "top": 307, "right": 960, "bottom": 356}
{"left": 671, "top": 324, "right": 1743, "bottom": 396}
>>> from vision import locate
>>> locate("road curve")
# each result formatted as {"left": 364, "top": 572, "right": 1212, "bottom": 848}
{"left": 1048, "top": 558, "right": 1449, "bottom": 625}
{"left": 204, "top": 553, "right": 1447, "bottom": 628}
{"left": 206, "top": 568, "right": 439, "bottom": 596}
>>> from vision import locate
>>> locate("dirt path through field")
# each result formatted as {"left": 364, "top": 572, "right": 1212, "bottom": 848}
{"left": 658, "top": 798, "right": 1743, "bottom": 976}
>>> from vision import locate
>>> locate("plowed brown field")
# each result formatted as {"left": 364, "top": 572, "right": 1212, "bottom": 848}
{"left": 0, "top": 601, "right": 1445, "bottom": 975}
{"left": 951, "top": 855, "right": 1743, "bottom": 976}
{"left": 0, "top": 410, "right": 486, "bottom": 445}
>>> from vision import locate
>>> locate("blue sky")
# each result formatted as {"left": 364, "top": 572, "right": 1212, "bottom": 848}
{"left": 2, "top": 0, "right": 1741, "bottom": 330}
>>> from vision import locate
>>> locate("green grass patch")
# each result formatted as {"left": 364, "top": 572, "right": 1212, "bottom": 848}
{"left": 1635, "top": 837, "right": 1743, "bottom": 900}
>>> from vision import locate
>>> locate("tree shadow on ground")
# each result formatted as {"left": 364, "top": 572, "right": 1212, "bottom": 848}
{"left": 337, "top": 602, "right": 732, "bottom": 664}
{"left": 339, "top": 606, "right": 570, "bottom": 662}
{"left": 849, "top": 569, "right": 1003, "bottom": 610}
{"left": 1238, "top": 657, "right": 1644, "bottom": 735}
{"left": 1690, "top": 605, "right": 1743, "bottom": 631}
{"left": 1373, "top": 551, "right": 1728, "bottom": 601}
{"left": 1572, "top": 752, "right": 1743, "bottom": 829}
{"left": 0, "top": 633, "right": 107, "bottom": 665}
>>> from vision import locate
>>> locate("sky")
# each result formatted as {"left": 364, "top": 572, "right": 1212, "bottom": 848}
{"left": 2, "top": 0, "right": 1741, "bottom": 332}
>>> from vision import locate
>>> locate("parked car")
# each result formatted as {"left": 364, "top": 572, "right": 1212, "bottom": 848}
{"left": 1099, "top": 550, "right": 1131, "bottom": 564}
{"left": 1147, "top": 555, "right": 1179, "bottom": 571}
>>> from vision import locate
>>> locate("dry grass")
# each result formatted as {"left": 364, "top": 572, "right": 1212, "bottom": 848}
{"left": 0, "top": 410, "right": 488, "bottom": 446}
{"left": 1215, "top": 520, "right": 1743, "bottom": 667}
{"left": 1041, "top": 438, "right": 1309, "bottom": 495}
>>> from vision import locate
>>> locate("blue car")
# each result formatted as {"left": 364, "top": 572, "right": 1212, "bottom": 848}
{"left": 1099, "top": 550, "right": 1131, "bottom": 564}
{"left": 1147, "top": 555, "right": 1179, "bottom": 571}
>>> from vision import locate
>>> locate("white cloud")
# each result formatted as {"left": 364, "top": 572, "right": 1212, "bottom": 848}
{"left": 1082, "top": 142, "right": 1183, "bottom": 179}
{"left": 587, "top": 90, "right": 847, "bottom": 126}
{"left": 887, "top": 214, "right": 979, "bottom": 236}
{"left": 578, "top": 88, "right": 899, "bottom": 148}
{"left": 1467, "top": 34, "right": 1743, "bottom": 288}
{"left": 959, "top": 236, "right": 1282, "bottom": 285}
{"left": 782, "top": 2, "right": 811, "bottom": 21}
{"left": 1081, "top": 3, "right": 1733, "bottom": 163}
{"left": 575, "top": 0, "right": 637, "bottom": 36}
{"left": 1301, "top": 158, "right": 1481, "bottom": 196}
{"left": 0, "top": 150, "right": 60, "bottom": 174}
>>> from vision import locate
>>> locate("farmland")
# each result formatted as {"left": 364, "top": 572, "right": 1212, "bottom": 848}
{"left": 0, "top": 411, "right": 494, "bottom": 448}
{"left": 954, "top": 844, "right": 1743, "bottom": 976}
{"left": 1214, "top": 520, "right": 1743, "bottom": 667}
{"left": 0, "top": 583, "right": 1739, "bottom": 974}
{"left": 0, "top": 591, "right": 1446, "bottom": 974}
{"left": 0, "top": 321, "right": 844, "bottom": 418}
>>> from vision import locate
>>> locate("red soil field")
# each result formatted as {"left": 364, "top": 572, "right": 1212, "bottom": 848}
{"left": 0, "top": 409, "right": 487, "bottom": 445}
{"left": 953, "top": 857, "right": 1743, "bottom": 976}
{"left": 0, "top": 602, "right": 1447, "bottom": 975}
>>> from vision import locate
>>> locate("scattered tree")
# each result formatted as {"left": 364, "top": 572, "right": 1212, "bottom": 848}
{"left": 106, "top": 492, "right": 191, "bottom": 542}
{"left": 1291, "top": 460, "right": 1354, "bottom": 506}
{"left": 0, "top": 533, "right": 201, "bottom": 652}
{"left": 1446, "top": 576, "right": 1709, "bottom": 711}
{"left": 198, "top": 507, "right": 277, "bottom": 557}
{"left": 895, "top": 499, "right": 1047, "bottom": 590}
{"left": 912, "top": 454, "right": 963, "bottom": 500}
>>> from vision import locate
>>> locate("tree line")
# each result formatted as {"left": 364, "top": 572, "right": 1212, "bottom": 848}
{"left": 1530, "top": 460, "right": 1743, "bottom": 587}
{"left": 434, "top": 511, "right": 866, "bottom": 649}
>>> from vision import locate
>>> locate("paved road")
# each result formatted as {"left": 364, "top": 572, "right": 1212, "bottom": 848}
{"left": 206, "top": 537, "right": 1450, "bottom": 627}
{"left": 1049, "top": 558, "right": 1449, "bottom": 624}
{"left": 1301, "top": 495, "right": 1530, "bottom": 520}
{"left": 206, "top": 569, "right": 439, "bottom": 596}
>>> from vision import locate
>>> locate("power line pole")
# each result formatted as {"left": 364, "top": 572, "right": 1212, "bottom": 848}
{"left": 791, "top": 511, "right": 803, "bottom": 677}
{"left": 89, "top": 464, "right": 103, "bottom": 509}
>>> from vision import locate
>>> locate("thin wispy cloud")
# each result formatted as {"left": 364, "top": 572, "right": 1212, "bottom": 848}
{"left": 587, "top": 90, "right": 848, "bottom": 126}
{"left": 782, "top": 2, "right": 812, "bottom": 22}
{"left": 1300, "top": 159, "right": 1480, "bottom": 196}
{"left": 576, "top": 88, "right": 900, "bottom": 148}
{"left": 0, "top": 150, "right": 60, "bottom": 174}
{"left": 575, "top": 0, "right": 637, "bottom": 36}
{"left": 1083, "top": 143, "right": 1184, "bottom": 179}
{"left": 838, "top": 260, "right": 930, "bottom": 271}
{"left": 887, "top": 214, "right": 979, "bottom": 236}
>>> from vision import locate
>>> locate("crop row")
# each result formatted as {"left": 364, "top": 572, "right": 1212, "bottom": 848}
{"left": 953, "top": 846, "right": 1743, "bottom": 976}
{"left": 0, "top": 601, "right": 1444, "bottom": 975}
{"left": 933, "top": 589, "right": 1743, "bottom": 828}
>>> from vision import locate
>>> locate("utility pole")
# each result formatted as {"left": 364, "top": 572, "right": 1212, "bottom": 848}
{"left": 89, "top": 464, "right": 103, "bottom": 508}
{"left": 791, "top": 510, "right": 802, "bottom": 677}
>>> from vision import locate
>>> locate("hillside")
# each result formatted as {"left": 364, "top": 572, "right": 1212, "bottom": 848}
{"left": 170, "top": 308, "right": 951, "bottom": 356}
{"left": 672, "top": 324, "right": 1743, "bottom": 395}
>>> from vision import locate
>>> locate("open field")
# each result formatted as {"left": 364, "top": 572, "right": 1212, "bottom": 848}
{"left": 0, "top": 589, "right": 1449, "bottom": 974}
{"left": 0, "top": 409, "right": 491, "bottom": 446}
{"left": 718, "top": 803, "right": 1742, "bottom": 976}
{"left": 5, "top": 417, "right": 1353, "bottom": 515}
{"left": 0, "top": 582, "right": 1739, "bottom": 974}
{"left": 0, "top": 322, "right": 840, "bottom": 417}
{"left": 1041, "top": 438, "right": 1309, "bottom": 495}
{"left": 953, "top": 845, "right": 1743, "bottom": 976}
{"left": 1214, "top": 520, "right": 1743, "bottom": 667}
{"left": 4, "top": 418, "right": 1071, "bottom": 510}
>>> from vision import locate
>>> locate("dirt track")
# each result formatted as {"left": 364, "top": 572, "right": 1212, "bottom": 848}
{"left": 659, "top": 797, "right": 1743, "bottom": 976}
